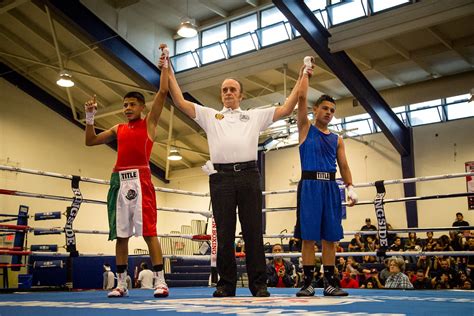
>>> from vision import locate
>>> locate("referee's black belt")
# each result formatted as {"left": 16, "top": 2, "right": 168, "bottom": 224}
{"left": 214, "top": 161, "right": 258, "bottom": 172}
{"left": 301, "top": 170, "right": 336, "bottom": 181}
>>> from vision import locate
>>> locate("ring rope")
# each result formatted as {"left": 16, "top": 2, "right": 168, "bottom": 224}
{"left": 0, "top": 165, "right": 209, "bottom": 197}
{"left": 2, "top": 165, "right": 472, "bottom": 197}
{"left": 0, "top": 188, "right": 211, "bottom": 217}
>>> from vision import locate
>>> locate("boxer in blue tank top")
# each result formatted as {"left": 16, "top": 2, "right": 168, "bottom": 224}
{"left": 294, "top": 66, "right": 358, "bottom": 297}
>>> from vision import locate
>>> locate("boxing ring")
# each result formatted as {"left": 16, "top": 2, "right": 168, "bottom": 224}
{"left": 0, "top": 287, "right": 473, "bottom": 315}
{"left": 0, "top": 164, "right": 473, "bottom": 315}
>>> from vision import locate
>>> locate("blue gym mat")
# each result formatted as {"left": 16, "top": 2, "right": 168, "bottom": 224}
{"left": 0, "top": 287, "right": 472, "bottom": 315}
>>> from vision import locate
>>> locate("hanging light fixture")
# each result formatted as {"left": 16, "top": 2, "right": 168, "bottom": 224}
{"left": 177, "top": 0, "right": 197, "bottom": 38}
{"left": 168, "top": 147, "right": 182, "bottom": 161}
{"left": 56, "top": 70, "right": 74, "bottom": 87}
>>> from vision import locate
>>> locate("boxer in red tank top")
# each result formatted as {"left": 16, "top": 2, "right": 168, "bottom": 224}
{"left": 84, "top": 45, "right": 170, "bottom": 298}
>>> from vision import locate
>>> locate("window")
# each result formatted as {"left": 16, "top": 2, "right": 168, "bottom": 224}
{"left": 446, "top": 93, "right": 469, "bottom": 104}
{"left": 304, "top": 0, "right": 327, "bottom": 11}
{"left": 225, "top": 33, "right": 258, "bottom": 57}
{"left": 328, "top": 1, "right": 367, "bottom": 26}
{"left": 175, "top": 37, "right": 199, "bottom": 55}
{"left": 202, "top": 24, "right": 227, "bottom": 46}
{"left": 230, "top": 14, "right": 257, "bottom": 37}
{"left": 170, "top": 52, "right": 199, "bottom": 72}
{"left": 409, "top": 107, "right": 442, "bottom": 126}
{"left": 197, "top": 43, "right": 227, "bottom": 65}
{"left": 261, "top": 7, "right": 287, "bottom": 27}
{"left": 409, "top": 99, "right": 440, "bottom": 110}
{"left": 446, "top": 98, "right": 474, "bottom": 120}
{"left": 256, "top": 22, "right": 290, "bottom": 47}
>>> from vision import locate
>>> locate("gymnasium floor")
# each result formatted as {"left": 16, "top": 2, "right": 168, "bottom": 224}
{"left": 0, "top": 287, "right": 472, "bottom": 315}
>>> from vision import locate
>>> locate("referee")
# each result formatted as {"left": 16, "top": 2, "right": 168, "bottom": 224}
{"left": 163, "top": 51, "right": 312, "bottom": 297}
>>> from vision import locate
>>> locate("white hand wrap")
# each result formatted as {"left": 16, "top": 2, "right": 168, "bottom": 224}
{"left": 347, "top": 185, "right": 358, "bottom": 204}
{"left": 303, "top": 56, "right": 312, "bottom": 74}
{"left": 162, "top": 47, "right": 169, "bottom": 69}
{"left": 85, "top": 108, "right": 97, "bottom": 125}
{"left": 201, "top": 160, "right": 217, "bottom": 176}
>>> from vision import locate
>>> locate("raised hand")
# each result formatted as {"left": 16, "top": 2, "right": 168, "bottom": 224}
{"left": 84, "top": 95, "right": 97, "bottom": 125}
{"left": 158, "top": 44, "right": 169, "bottom": 69}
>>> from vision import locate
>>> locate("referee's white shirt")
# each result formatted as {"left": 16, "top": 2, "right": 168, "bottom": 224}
{"left": 194, "top": 104, "right": 275, "bottom": 163}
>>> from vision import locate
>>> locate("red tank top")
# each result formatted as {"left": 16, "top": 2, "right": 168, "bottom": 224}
{"left": 114, "top": 118, "right": 153, "bottom": 171}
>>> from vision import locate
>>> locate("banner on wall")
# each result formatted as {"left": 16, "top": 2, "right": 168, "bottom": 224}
{"left": 466, "top": 161, "right": 474, "bottom": 210}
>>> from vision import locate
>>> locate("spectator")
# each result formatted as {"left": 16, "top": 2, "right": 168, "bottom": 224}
{"left": 432, "top": 272, "right": 452, "bottom": 289}
{"left": 387, "top": 223, "right": 398, "bottom": 246}
{"left": 390, "top": 237, "right": 403, "bottom": 252}
{"left": 266, "top": 244, "right": 295, "bottom": 288}
{"left": 404, "top": 232, "right": 421, "bottom": 251}
{"left": 461, "top": 280, "right": 472, "bottom": 290}
{"left": 340, "top": 272, "right": 359, "bottom": 288}
{"left": 384, "top": 257, "right": 413, "bottom": 289}
{"left": 431, "top": 258, "right": 456, "bottom": 287}
{"left": 465, "top": 238, "right": 474, "bottom": 271}
{"left": 289, "top": 237, "right": 302, "bottom": 252}
{"left": 136, "top": 262, "right": 154, "bottom": 289}
{"left": 363, "top": 235, "right": 377, "bottom": 263}
{"left": 379, "top": 259, "right": 391, "bottom": 285}
{"left": 455, "top": 271, "right": 471, "bottom": 289}
{"left": 360, "top": 269, "right": 383, "bottom": 289}
{"left": 349, "top": 233, "right": 364, "bottom": 263}
{"left": 452, "top": 212, "right": 469, "bottom": 227}
{"left": 423, "top": 231, "right": 437, "bottom": 251}
{"left": 335, "top": 241, "right": 344, "bottom": 253}
{"left": 434, "top": 235, "right": 453, "bottom": 252}
{"left": 412, "top": 269, "right": 431, "bottom": 289}
{"left": 103, "top": 264, "right": 115, "bottom": 290}
{"left": 360, "top": 218, "right": 377, "bottom": 232}
{"left": 416, "top": 255, "right": 433, "bottom": 277}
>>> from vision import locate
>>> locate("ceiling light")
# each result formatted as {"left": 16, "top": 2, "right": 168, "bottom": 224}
{"left": 56, "top": 70, "right": 74, "bottom": 87}
{"left": 168, "top": 147, "right": 182, "bottom": 161}
{"left": 177, "top": 18, "right": 197, "bottom": 38}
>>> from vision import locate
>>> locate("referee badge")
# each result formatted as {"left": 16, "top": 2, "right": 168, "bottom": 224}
{"left": 215, "top": 113, "right": 224, "bottom": 120}
{"left": 239, "top": 114, "right": 249, "bottom": 122}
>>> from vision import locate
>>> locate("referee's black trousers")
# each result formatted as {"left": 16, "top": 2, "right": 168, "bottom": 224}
{"left": 209, "top": 168, "right": 267, "bottom": 294}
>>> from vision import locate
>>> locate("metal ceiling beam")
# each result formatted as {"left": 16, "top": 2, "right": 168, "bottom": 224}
{"left": 273, "top": 0, "right": 417, "bottom": 227}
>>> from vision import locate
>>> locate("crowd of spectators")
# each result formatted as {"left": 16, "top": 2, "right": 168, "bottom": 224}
{"left": 264, "top": 213, "right": 473, "bottom": 290}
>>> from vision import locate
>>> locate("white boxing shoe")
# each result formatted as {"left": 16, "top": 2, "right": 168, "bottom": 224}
{"left": 107, "top": 287, "right": 129, "bottom": 298}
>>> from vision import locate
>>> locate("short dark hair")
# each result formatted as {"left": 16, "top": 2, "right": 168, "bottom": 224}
{"left": 140, "top": 262, "right": 148, "bottom": 269}
{"left": 456, "top": 212, "right": 463, "bottom": 216}
{"left": 314, "top": 94, "right": 336, "bottom": 107}
{"left": 272, "top": 243, "right": 283, "bottom": 250}
{"left": 224, "top": 78, "right": 244, "bottom": 94}
{"left": 124, "top": 91, "right": 145, "bottom": 104}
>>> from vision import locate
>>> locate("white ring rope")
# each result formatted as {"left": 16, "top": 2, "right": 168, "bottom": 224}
{"left": 0, "top": 188, "right": 211, "bottom": 217}
{"left": 0, "top": 165, "right": 208, "bottom": 197}
{"left": 2, "top": 165, "right": 472, "bottom": 197}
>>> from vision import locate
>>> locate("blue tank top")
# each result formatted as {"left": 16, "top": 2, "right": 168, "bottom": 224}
{"left": 299, "top": 125, "right": 338, "bottom": 173}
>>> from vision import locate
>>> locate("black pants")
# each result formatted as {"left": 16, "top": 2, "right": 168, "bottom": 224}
{"left": 209, "top": 168, "right": 267, "bottom": 294}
